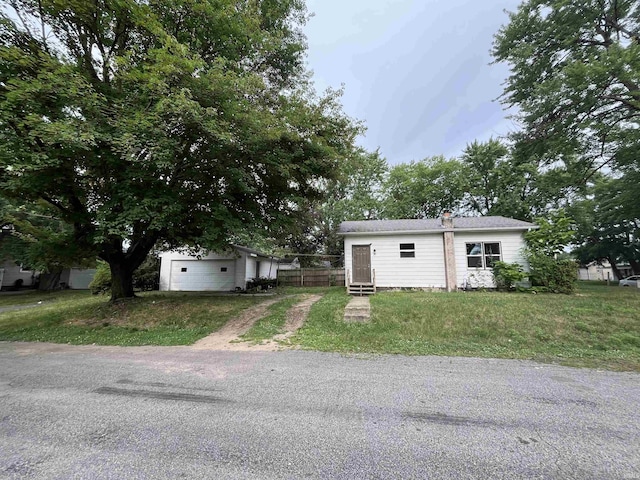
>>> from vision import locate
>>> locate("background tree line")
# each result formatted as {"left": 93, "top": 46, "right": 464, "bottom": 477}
{"left": 1, "top": 0, "right": 638, "bottom": 293}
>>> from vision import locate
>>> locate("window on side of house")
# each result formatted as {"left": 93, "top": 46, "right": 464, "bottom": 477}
{"left": 466, "top": 242, "right": 501, "bottom": 268}
{"left": 399, "top": 243, "right": 415, "bottom": 258}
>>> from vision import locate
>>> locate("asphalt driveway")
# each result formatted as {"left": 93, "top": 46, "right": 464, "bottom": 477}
{"left": 0, "top": 342, "right": 638, "bottom": 479}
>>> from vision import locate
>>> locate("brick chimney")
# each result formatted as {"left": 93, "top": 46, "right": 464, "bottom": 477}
{"left": 441, "top": 211, "right": 457, "bottom": 291}
{"left": 441, "top": 211, "right": 453, "bottom": 229}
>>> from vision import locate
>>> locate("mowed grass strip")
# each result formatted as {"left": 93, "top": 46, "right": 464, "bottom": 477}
{"left": 239, "top": 295, "right": 304, "bottom": 343}
{"left": 293, "top": 284, "right": 640, "bottom": 371}
{"left": 0, "top": 292, "right": 265, "bottom": 346}
{"left": 0, "top": 290, "right": 90, "bottom": 308}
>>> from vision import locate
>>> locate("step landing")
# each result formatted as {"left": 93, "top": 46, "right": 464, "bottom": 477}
{"left": 344, "top": 296, "right": 371, "bottom": 323}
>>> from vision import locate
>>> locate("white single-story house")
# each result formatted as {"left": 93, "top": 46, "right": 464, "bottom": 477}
{"left": 277, "top": 257, "right": 301, "bottom": 270}
{"left": 159, "top": 245, "right": 279, "bottom": 292}
{"left": 339, "top": 215, "right": 537, "bottom": 292}
{"left": 0, "top": 259, "right": 37, "bottom": 290}
{"left": 578, "top": 261, "right": 632, "bottom": 281}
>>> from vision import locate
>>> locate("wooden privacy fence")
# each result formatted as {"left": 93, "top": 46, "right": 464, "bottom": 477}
{"left": 277, "top": 268, "right": 345, "bottom": 287}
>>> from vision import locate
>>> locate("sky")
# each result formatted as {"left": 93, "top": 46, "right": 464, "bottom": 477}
{"left": 303, "top": 0, "right": 523, "bottom": 165}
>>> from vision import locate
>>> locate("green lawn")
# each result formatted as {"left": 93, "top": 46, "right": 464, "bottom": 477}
{"left": 1, "top": 284, "right": 639, "bottom": 371}
{"left": 292, "top": 283, "right": 640, "bottom": 371}
{"left": 0, "top": 291, "right": 265, "bottom": 346}
{"left": 0, "top": 289, "right": 90, "bottom": 308}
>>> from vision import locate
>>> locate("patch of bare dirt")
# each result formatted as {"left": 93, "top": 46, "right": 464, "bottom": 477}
{"left": 192, "top": 297, "right": 284, "bottom": 350}
{"left": 252, "top": 294, "right": 323, "bottom": 351}
{"left": 192, "top": 294, "right": 323, "bottom": 351}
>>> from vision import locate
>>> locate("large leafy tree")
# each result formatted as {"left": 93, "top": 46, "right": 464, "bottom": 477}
{"left": 493, "top": 0, "right": 640, "bottom": 178}
{"left": 571, "top": 172, "right": 640, "bottom": 275}
{"left": 0, "top": 0, "right": 359, "bottom": 300}
{"left": 382, "top": 156, "right": 468, "bottom": 219}
{"left": 269, "top": 148, "right": 387, "bottom": 263}
{"left": 462, "top": 138, "right": 577, "bottom": 220}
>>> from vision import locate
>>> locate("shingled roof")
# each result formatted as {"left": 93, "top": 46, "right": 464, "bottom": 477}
{"left": 339, "top": 216, "right": 536, "bottom": 234}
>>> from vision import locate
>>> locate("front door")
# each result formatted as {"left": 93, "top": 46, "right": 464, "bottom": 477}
{"left": 352, "top": 245, "right": 371, "bottom": 283}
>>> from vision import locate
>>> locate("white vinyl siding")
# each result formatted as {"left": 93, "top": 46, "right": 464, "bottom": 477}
{"left": 454, "top": 231, "right": 528, "bottom": 289}
{"left": 345, "top": 234, "right": 446, "bottom": 288}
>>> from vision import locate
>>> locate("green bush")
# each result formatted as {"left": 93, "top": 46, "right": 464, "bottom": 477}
{"left": 246, "top": 277, "right": 277, "bottom": 291}
{"left": 492, "top": 261, "right": 526, "bottom": 291}
{"left": 88, "top": 261, "right": 111, "bottom": 295}
{"left": 133, "top": 256, "right": 160, "bottom": 291}
{"left": 527, "top": 254, "right": 578, "bottom": 294}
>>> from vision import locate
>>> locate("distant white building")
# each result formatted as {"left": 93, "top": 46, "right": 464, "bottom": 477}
{"left": 0, "top": 259, "right": 37, "bottom": 290}
{"left": 578, "top": 261, "right": 632, "bottom": 281}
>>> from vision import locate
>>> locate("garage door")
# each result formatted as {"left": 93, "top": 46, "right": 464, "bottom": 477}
{"left": 169, "top": 260, "right": 235, "bottom": 291}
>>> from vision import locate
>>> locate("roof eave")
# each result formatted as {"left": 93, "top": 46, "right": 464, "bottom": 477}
{"left": 338, "top": 225, "right": 537, "bottom": 236}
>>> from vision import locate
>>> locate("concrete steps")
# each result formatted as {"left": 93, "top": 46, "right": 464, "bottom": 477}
{"left": 344, "top": 296, "right": 371, "bottom": 323}
{"left": 348, "top": 283, "right": 376, "bottom": 296}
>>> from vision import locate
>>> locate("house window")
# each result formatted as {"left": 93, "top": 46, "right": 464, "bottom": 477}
{"left": 466, "top": 242, "right": 501, "bottom": 268}
{"left": 181, "top": 267, "right": 187, "bottom": 272}
{"left": 220, "top": 267, "right": 227, "bottom": 272}
{"left": 400, "top": 243, "right": 415, "bottom": 258}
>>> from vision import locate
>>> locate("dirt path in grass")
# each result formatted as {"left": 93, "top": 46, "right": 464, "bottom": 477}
{"left": 192, "top": 294, "right": 322, "bottom": 351}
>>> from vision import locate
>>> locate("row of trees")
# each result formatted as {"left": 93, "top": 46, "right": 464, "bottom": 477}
{"left": 1, "top": 0, "right": 638, "bottom": 298}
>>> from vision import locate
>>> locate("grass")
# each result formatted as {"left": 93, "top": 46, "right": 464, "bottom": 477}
{"left": 0, "top": 289, "right": 90, "bottom": 308}
{"left": 239, "top": 295, "right": 304, "bottom": 343}
{"left": 1, "top": 284, "right": 639, "bottom": 371}
{"left": 292, "top": 283, "right": 640, "bottom": 371}
{"left": 0, "top": 291, "right": 264, "bottom": 346}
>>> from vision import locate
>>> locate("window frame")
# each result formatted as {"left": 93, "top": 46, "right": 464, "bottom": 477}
{"left": 399, "top": 243, "right": 415, "bottom": 258}
{"left": 465, "top": 241, "right": 502, "bottom": 269}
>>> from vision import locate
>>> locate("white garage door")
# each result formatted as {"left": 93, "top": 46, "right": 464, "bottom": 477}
{"left": 169, "top": 260, "right": 236, "bottom": 291}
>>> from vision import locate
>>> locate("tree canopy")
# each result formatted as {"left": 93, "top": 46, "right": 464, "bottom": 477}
{"left": 0, "top": 0, "right": 360, "bottom": 299}
{"left": 494, "top": 0, "right": 640, "bottom": 273}
{"left": 493, "top": 0, "right": 640, "bottom": 178}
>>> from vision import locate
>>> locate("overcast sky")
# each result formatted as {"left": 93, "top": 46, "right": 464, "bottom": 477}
{"left": 303, "top": 0, "right": 523, "bottom": 165}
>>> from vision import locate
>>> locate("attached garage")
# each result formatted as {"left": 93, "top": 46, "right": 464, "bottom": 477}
{"left": 169, "top": 260, "right": 235, "bottom": 291}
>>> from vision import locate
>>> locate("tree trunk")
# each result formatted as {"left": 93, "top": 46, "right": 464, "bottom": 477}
{"left": 109, "top": 261, "right": 135, "bottom": 301}
{"left": 39, "top": 269, "right": 62, "bottom": 291}
{"left": 607, "top": 256, "right": 622, "bottom": 282}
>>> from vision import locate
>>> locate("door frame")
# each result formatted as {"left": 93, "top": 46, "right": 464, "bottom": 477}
{"left": 352, "top": 245, "right": 372, "bottom": 283}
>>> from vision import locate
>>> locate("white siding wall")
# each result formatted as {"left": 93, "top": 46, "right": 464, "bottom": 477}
{"left": 344, "top": 234, "right": 446, "bottom": 288}
{"left": 235, "top": 252, "right": 247, "bottom": 290}
{"left": 244, "top": 254, "right": 257, "bottom": 283}
{"left": 257, "top": 257, "right": 278, "bottom": 279}
{"left": 453, "top": 231, "right": 528, "bottom": 289}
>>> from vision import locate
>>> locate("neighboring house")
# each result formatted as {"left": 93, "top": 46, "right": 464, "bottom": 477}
{"left": 0, "top": 259, "right": 37, "bottom": 290}
{"left": 159, "top": 245, "right": 279, "bottom": 292}
{"left": 39, "top": 268, "right": 97, "bottom": 290}
{"left": 339, "top": 214, "right": 537, "bottom": 293}
{"left": 578, "top": 261, "right": 632, "bottom": 281}
{"left": 277, "top": 257, "right": 301, "bottom": 270}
